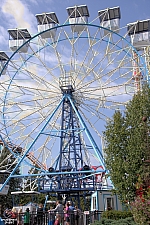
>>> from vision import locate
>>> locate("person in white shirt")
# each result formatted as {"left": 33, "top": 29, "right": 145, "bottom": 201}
{"left": 53, "top": 200, "right": 64, "bottom": 225}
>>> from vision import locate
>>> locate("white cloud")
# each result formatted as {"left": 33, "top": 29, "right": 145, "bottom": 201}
{"left": 0, "top": 26, "right": 8, "bottom": 47}
{"left": 1, "top": 0, "right": 37, "bottom": 34}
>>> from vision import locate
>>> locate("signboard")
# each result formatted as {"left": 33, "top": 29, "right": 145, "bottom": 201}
{"left": 84, "top": 211, "right": 89, "bottom": 215}
{"left": 0, "top": 184, "right": 9, "bottom": 195}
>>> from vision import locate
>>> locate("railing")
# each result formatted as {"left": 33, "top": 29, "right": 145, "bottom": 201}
{"left": 0, "top": 211, "right": 103, "bottom": 225}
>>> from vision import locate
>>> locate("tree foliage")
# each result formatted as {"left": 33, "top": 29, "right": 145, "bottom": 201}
{"left": 103, "top": 85, "right": 150, "bottom": 203}
{"left": 0, "top": 146, "right": 21, "bottom": 210}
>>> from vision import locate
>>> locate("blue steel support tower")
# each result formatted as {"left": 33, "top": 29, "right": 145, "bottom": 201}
{"left": 60, "top": 77, "right": 84, "bottom": 192}
{"left": 47, "top": 76, "right": 98, "bottom": 203}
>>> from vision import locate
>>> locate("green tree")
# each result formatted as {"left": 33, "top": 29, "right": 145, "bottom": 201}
{"left": 0, "top": 145, "right": 21, "bottom": 210}
{"left": 103, "top": 85, "right": 150, "bottom": 203}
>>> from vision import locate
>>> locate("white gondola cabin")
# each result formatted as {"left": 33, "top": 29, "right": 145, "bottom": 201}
{"left": 0, "top": 52, "right": 9, "bottom": 75}
{"left": 66, "top": 5, "right": 89, "bottom": 33}
{"left": 98, "top": 6, "right": 121, "bottom": 36}
{"left": 35, "top": 12, "right": 59, "bottom": 39}
{"left": 8, "top": 29, "right": 31, "bottom": 53}
{"left": 127, "top": 20, "right": 150, "bottom": 50}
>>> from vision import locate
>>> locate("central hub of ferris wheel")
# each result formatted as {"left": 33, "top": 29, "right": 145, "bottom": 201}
{"left": 59, "top": 75, "right": 75, "bottom": 94}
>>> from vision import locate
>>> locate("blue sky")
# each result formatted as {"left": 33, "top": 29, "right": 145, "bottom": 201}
{"left": 0, "top": 0, "right": 149, "bottom": 52}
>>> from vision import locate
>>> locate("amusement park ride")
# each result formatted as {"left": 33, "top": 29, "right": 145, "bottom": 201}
{"left": 0, "top": 4, "right": 149, "bottom": 206}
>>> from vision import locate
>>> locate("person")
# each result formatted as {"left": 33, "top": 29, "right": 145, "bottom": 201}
{"left": 24, "top": 208, "right": 30, "bottom": 225}
{"left": 48, "top": 206, "right": 55, "bottom": 225}
{"left": 63, "top": 206, "right": 66, "bottom": 225}
{"left": 52, "top": 200, "right": 64, "bottom": 224}
{"left": 10, "top": 207, "right": 17, "bottom": 225}
{"left": 74, "top": 206, "right": 80, "bottom": 225}
{"left": 68, "top": 202, "right": 74, "bottom": 211}
{"left": 64, "top": 203, "right": 70, "bottom": 225}
{"left": 68, "top": 202, "right": 74, "bottom": 225}
{"left": 17, "top": 208, "right": 23, "bottom": 225}
{"left": 3, "top": 208, "right": 13, "bottom": 225}
{"left": 54, "top": 214, "right": 61, "bottom": 225}
{"left": 37, "top": 203, "right": 44, "bottom": 225}
{"left": 3, "top": 208, "right": 11, "bottom": 219}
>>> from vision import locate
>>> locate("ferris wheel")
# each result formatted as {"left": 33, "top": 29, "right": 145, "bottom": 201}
{"left": 0, "top": 5, "right": 148, "bottom": 197}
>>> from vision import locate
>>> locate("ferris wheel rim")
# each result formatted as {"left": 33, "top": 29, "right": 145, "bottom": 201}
{"left": 1, "top": 23, "right": 148, "bottom": 124}
{"left": 0, "top": 21, "right": 147, "bottom": 175}
{"left": 0, "top": 23, "right": 147, "bottom": 77}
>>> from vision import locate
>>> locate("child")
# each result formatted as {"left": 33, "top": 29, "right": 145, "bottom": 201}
{"left": 54, "top": 215, "right": 61, "bottom": 225}
{"left": 24, "top": 208, "right": 30, "bottom": 225}
{"left": 11, "top": 207, "right": 17, "bottom": 225}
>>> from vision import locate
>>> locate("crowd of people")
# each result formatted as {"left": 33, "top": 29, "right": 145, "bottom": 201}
{"left": 2, "top": 200, "right": 81, "bottom": 225}
{"left": 3, "top": 207, "right": 30, "bottom": 225}
{"left": 48, "top": 200, "right": 81, "bottom": 225}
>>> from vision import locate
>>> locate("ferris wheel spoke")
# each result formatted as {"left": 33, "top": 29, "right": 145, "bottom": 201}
{"left": 75, "top": 50, "right": 113, "bottom": 90}
{"left": 5, "top": 60, "right": 60, "bottom": 97}
{"left": 73, "top": 32, "right": 105, "bottom": 85}
{"left": 23, "top": 44, "right": 62, "bottom": 91}
{"left": 79, "top": 106, "right": 104, "bottom": 138}
{"left": 2, "top": 97, "right": 60, "bottom": 138}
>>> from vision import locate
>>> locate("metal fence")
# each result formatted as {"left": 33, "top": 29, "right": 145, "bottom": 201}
{"left": 0, "top": 210, "right": 103, "bottom": 225}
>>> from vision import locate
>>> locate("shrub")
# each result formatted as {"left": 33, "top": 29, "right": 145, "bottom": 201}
{"left": 130, "top": 183, "right": 150, "bottom": 225}
{"left": 101, "top": 210, "right": 133, "bottom": 220}
{"left": 91, "top": 217, "right": 137, "bottom": 225}
{"left": 91, "top": 218, "right": 114, "bottom": 225}
{"left": 131, "top": 196, "right": 150, "bottom": 225}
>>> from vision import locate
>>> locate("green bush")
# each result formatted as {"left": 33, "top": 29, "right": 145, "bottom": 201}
{"left": 131, "top": 195, "right": 150, "bottom": 225}
{"left": 101, "top": 210, "right": 133, "bottom": 220}
{"left": 91, "top": 218, "right": 114, "bottom": 225}
{"left": 91, "top": 217, "right": 137, "bottom": 225}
